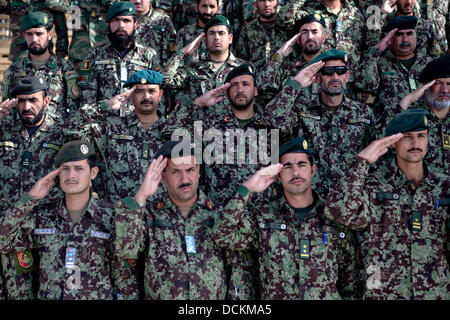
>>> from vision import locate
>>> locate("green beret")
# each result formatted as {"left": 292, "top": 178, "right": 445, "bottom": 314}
{"left": 294, "top": 13, "right": 326, "bottom": 33}
{"left": 54, "top": 140, "right": 96, "bottom": 168}
{"left": 225, "top": 63, "right": 255, "bottom": 83}
{"left": 106, "top": 2, "right": 136, "bottom": 22}
{"left": 20, "top": 11, "right": 51, "bottom": 31}
{"left": 418, "top": 54, "right": 450, "bottom": 83}
{"left": 154, "top": 140, "right": 196, "bottom": 159}
{"left": 279, "top": 136, "right": 312, "bottom": 159}
{"left": 383, "top": 15, "right": 418, "bottom": 33}
{"left": 204, "top": 15, "right": 230, "bottom": 32}
{"left": 124, "top": 69, "right": 163, "bottom": 88}
{"left": 9, "top": 76, "right": 48, "bottom": 98}
{"left": 385, "top": 109, "right": 429, "bottom": 136}
{"left": 310, "top": 49, "right": 349, "bottom": 65}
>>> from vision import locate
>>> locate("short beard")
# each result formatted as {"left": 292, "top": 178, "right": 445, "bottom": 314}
{"left": 300, "top": 40, "right": 321, "bottom": 55}
{"left": 321, "top": 79, "right": 346, "bottom": 97}
{"left": 108, "top": 29, "right": 135, "bottom": 51}
{"left": 259, "top": 11, "right": 276, "bottom": 20}
{"left": 198, "top": 12, "right": 214, "bottom": 24}
{"left": 21, "top": 107, "right": 45, "bottom": 126}
{"left": 425, "top": 89, "right": 450, "bottom": 110}
{"left": 230, "top": 95, "right": 253, "bottom": 110}
{"left": 28, "top": 43, "right": 48, "bottom": 56}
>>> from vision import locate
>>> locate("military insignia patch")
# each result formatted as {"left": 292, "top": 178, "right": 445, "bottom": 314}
{"left": 17, "top": 250, "right": 33, "bottom": 269}
{"left": 206, "top": 199, "right": 213, "bottom": 210}
{"left": 157, "top": 201, "right": 164, "bottom": 209}
{"left": 443, "top": 134, "right": 449, "bottom": 150}
{"left": 424, "top": 116, "right": 428, "bottom": 127}
{"left": 248, "top": 66, "right": 253, "bottom": 73}
{"left": 141, "top": 78, "right": 147, "bottom": 84}
{"left": 81, "top": 60, "right": 90, "bottom": 71}
{"left": 80, "top": 144, "right": 89, "bottom": 155}
{"left": 44, "top": 16, "right": 48, "bottom": 24}
{"left": 303, "top": 140, "right": 308, "bottom": 150}
{"left": 72, "top": 84, "right": 80, "bottom": 98}
{"left": 224, "top": 116, "right": 231, "bottom": 122}
{"left": 344, "top": 54, "right": 348, "bottom": 63}
{"left": 314, "top": 14, "right": 321, "bottom": 21}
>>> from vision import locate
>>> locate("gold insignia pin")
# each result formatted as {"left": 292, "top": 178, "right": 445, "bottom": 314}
{"left": 44, "top": 16, "right": 48, "bottom": 24}
{"left": 344, "top": 54, "right": 348, "bottom": 63}
{"left": 129, "top": 7, "right": 133, "bottom": 11}
{"left": 314, "top": 14, "right": 321, "bottom": 21}
{"left": 424, "top": 116, "right": 428, "bottom": 126}
{"left": 141, "top": 78, "right": 147, "bottom": 84}
{"left": 80, "top": 144, "right": 89, "bottom": 155}
{"left": 303, "top": 140, "right": 308, "bottom": 150}
{"left": 248, "top": 66, "right": 253, "bottom": 73}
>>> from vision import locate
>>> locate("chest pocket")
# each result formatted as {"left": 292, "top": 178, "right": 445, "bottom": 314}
{"left": 129, "top": 59, "right": 149, "bottom": 74}
{"left": 84, "top": 229, "right": 110, "bottom": 264}
{"left": 148, "top": 219, "right": 180, "bottom": 267}
{"left": 0, "top": 141, "right": 19, "bottom": 179}
{"left": 297, "top": 112, "right": 320, "bottom": 137}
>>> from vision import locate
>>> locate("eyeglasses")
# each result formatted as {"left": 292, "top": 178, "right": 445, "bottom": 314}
{"left": 319, "top": 66, "right": 348, "bottom": 76}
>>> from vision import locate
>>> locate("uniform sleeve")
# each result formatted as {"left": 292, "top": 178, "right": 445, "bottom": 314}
{"left": 353, "top": 46, "right": 382, "bottom": 94}
{"left": 256, "top": 55, "right": 289, "bottom": 103}
{"left": 0, "top": 194, "right": 37, "bottom": 252}
{"left": 324, "top": 156, "right": 372, "bottom": 230}
{"left": 108, "top": 242, "right": 139, "bottom": 300}
{"left": 277, "top": 0, "right": 308, "bottom": 28}
{"left": 62, "top": 60, "right": 81, "bottom": 117}
{"left": 161, "top": 50, "right": 189, "bottom": 91}
{"left": 1, "top": 65, "right": 14, "bottom": 101}
{"left": 160, "top": 18, "right": 177, "bottom": 65}
{"left": 79, "top": 51, "right": 99, "bottom": 108}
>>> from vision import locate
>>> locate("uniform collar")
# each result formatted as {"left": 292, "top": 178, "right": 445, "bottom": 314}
{"left": 126, "top": 109, "right": 165, "bottom": 129}
{"left": 277, "top": 188, "right": 324, "bottom": 223}
{"left": 23, "top": 53, "right": 58, "bottom": 70}
{"left": 53, "top": 194, "right": 101, "bottom": 222}
{"left": 154, "top": 188, "right": 214, "bottom": 212}
{"left": 310, "top": 94, "right": 357, "bottom": 111}
{"left": 220, "top": 103, "right": 264, "bottom": 126}
{"left": 388, "top": 156, "right": 437, "bottom": 189}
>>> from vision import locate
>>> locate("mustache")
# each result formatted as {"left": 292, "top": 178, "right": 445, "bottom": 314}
{"left": 179, "top": 183, "right": 192, "bottom": 189}
{"left": 140, "top": 99, "right": 153, "bottom": 104}
{"left": 289, "top": 176, "right": 305, "bottom": 183}
{"left": 407, "top": 148, "right": 423, "bottom": 152}
{"left": 437, "top": 93, "right": 450, "bottom": 99}
{"left": 64, "top": 179, "right": 78, "bottom": 184}
{"left": 329, "top": 80, "right": 343, "bottom": 86}
{"left": 400, "top": 42, "right": 411, "bottom": 48}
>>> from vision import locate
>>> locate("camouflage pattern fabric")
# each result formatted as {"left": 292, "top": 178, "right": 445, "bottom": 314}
{"left": 416, "top": 0, "right": 449, "bottom": 53}
{"left": 175, "top": 22, "right": 209, "bottom": 66}
{"left": 325, "top": 155, "right": 450, "bottom": 299}
{"left": 0, "top": 195, "right": 139, "bottom": 300}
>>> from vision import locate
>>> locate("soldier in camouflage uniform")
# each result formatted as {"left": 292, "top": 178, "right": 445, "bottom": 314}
{"left": 0, "top": 77, "right": 70, "bottom": 299}
{"left": 0, "top": 140, "right": 138, "bottom": 299}
{"left": 413, "top": 0, "right": 448, "bottom": 53}
{"left": 78, "top": 2, "right": 160, "bottom": 118}
{"left": 353, "top": 16, "right": 433, "bottom": 133}
{"left": 131, "top": 0, "right": 177, "bottom": 65}
{"left": 2, "top": 11, "right": 79, "bottom": 124}
{"left": 172, "top": 0, "right": 200, "bottom": 30}
{"left": 325, "top": 110, "right": 449, "bottom": 299}
{"left": 113, "top": 141, "right": 248, "bottom": 299}
{"left": 175, "top": 0, "right": 220, "bottom": 66}
{"left": 212, "top": 137, "right": 361, "bottom": 299}
{"left": 395, "top": 55, "right": 449, "bottom": 177}
{"left": 235, "top": 0, "right": 288, "bottom": 72}
{"left": 263, "top": 50, "right": 376, "bottom": 201}
{"left": 256, "top": 13, "right": 326, "bottom": 105}
{"left": 277, "top": 0, "right": 366, "bottom": 76}
{"left": 163, "top": 15, "right": 244, "bottom": 103}
{"left": 67, "top": 0, "right": 118, "bottom": 71}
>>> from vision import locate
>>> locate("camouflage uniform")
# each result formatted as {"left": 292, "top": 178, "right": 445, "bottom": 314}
{"left": 325, "top": 156, "right": 450, "bottom": 299}
{"left": 221, "top": 0, "right": 257, "bottom": 43}
{"left": 172, "top": 0, "right": 198, "bottom": 30}
{"left": 135, "top": 8, "right": 177, "bottom": 65}
{"left": 163, "top": 50, "right": 244, "bottom": 102}
{"left": 416, "top": 0, "right": 449, "bottom": 53}
{"left": 78, "top": 41, "right": 160, "bottom": 115}
{"left": 175, "top": 22, "right": 209, "bottom": 66}
{"left": 353, "top": 47, "right": 433, "bottom": 133}
{"left": 213, "top": 186, "right": 360, "bottom": 299}
{"left": 234, "top": 16, "right": 289, "bottom": 71}
{"left": 0, "top": 194, "right": 138, "bottom": 300}
{"left": 0, "top": 114, "right": 68, "bottom": 299}
{"left": 1, "top": 53, "right": 80, "bottom": 123}
{"left": 277, "top": 0, "right": 366, "bottom": 75}
{"left": 67, "top": 0, "right": 119, "bottom": 68}
{"left": 263, "top": 79, "right": 376, "bottom": 200}
{"left": 8, "top": 1, "right": 30, "bottom": 61}
{"left": 113, "top": 191, "right": 233, "bottom": 299}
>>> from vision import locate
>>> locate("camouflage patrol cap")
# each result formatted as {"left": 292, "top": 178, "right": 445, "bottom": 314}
{"left": 383, "top": 15, "right": 418, "bottom": 33}
{"left": 9, "top": 76, "right": 48, "bottom": 98}
{"left": 124, "top": 69, "right": 163, "bottom": 88}
{"left": 225, "top": 63, "right": 255, "bottom": 83}
{"left": 20, "top": 11, "right": 52, "bottom": 31}
{"left": 54, "top": 140, "right": 96, "bottom": 168}
{"left": 154, "top": 140, "right": 196, "bottom": 159}
{"left": 294, "top": 13, "right": 326, "bottom": 33}
{"left": 106, "top": 2, "right": 136, "bottom": 22}
{"left": 204, "top": 15, "right": 230, "bottom": 32}
{"left": 310, "top": 49, "right": 349, "bottom": 65}
{"left": 418, "top": 54, "right": 450, "bottom": 83}
{"left": 385, "top": 109, "right": 429, "bottom": 136}
{"left": 279, "top": 136, "right": 312, "bottom": 158}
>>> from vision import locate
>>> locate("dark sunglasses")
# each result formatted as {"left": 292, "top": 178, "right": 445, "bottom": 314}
{"left": 319, "top": 66, "right": 348, "bottom": 76}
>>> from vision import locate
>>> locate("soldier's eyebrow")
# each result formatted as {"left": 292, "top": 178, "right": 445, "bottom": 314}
{"left": 296, "top": 161, "right": 307, "bottom": 165}
{"left": 281, "top": 161, "right": 292, "bottom": 166}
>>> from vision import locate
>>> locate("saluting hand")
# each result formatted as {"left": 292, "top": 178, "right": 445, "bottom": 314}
{"left": 108, "top": 87, "right": 135, "bottom": 111}
{"left": 194, "top": 83, "right": 231, "bottom": 108}
{"left": 293, "top": 61, "right": 325, "bottom": 88}
{"left": 182, "top": 33, "right": 205, "bottom": 55}
{"left": 381, "top": 0, "right": 397, "bottom": 14}
{"left": 276, "top": 33, "right": 301, "bottom": 58}
{"left": 358, "top": 133, "right": 403, "bottom": 163}
{"left": 28, "top": 168, "right": 61, "bottom": 200}
{"left": 243, "top": 164, "right": 283, "bottom": 193}
{"left": 135, "top": 155, "right": 168, "bottom": 205}
{"left": 399, "top": 80, "right": 435, "bottom": 110}
{"left": 376, "top": 28, "right": 398, "bottom": 52}
{"left": 0, "top": 98, "right": 17, "bottom": 121}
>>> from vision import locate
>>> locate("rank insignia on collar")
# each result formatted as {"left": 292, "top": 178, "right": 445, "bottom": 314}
{"left": 157, "top": 201, "right": 164, "bottom": 209}
{"left": 224, "top": 116, "right": 231, "bottom": 122}
{"left": 206, "top": 199, "right": 213, "bottom": 210}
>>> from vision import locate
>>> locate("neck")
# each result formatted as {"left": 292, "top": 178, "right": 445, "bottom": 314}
{"left": 65, "top": 190, "right": 91, "bottom": 222}
{"left": 136, "top": 109, "right": 160, "bottom": 125}
{"left": 24, "top": 113, "right": 46, "bottom": 128}
{"left": 259, "top": 15, "right": 275, "bottom": 23}
{"left": 396, "top": 52, "right": 415, "bottom": 60}
{"left": 138, "top": 7, "right": 151, "bottom": 17}
{"left": 284, "top": 188, "right": 314, "bottom": 209}
{"left": 197, "top": 19, "right": 206, "bottom": 28}
{"left": 429, "top": 106, "right": 449, "bottom": 121}
{"left": 303, "top": 51, "right": 320, "bottom": 64}
{"left": 210, "top": 50, "right": 229, "bottom": 62}
{"left": 232, "top": 103, "right": 255, "bottom": 120}
{"left": 323, "top": 0, "right": 342, "bottom": 9}
{"left": 396, "top": 157, "right": 425, "bottom": 188}
{"left": 29, "top": 50, "right": 50, "bottom": 62}
{"left": 320, "top": 92, "right": 343, "bottom": 108}
{"left": 171, "top": 193, "right": 198, "bottom": 219}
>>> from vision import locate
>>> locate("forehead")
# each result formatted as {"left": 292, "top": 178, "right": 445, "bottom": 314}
{"left": 167, "top": 156, "right": 198, "bottom": 168}
{"left": 207, "top": 25, "right": 229, "bottom": 33}
{"left": 199, "top": 0, "right": 218, "bottom": 6}
{"left": 133, "top": 83, "right": 160, "bottom": 90}
{"left": 323, "top": 59, "right": 345, "bottom": 67}
{"left": 299, "top": 22, "right": 322, "bottom": 33}
{"left": 433, "top": 77, "right": 450, "bottom": 83}
{"left": 131, "top": 0, "right": 150, "bottom": 3}
{"left": 229, "top": 74, "right": 254, "bottom": 84}
{"left": 394, "top": 29, "right": 415, "bottom": 35}
{"left": 280, "top": 152, "right": 309, "bottom": 164}
{"left": 16, "top": 91, "right": 44, "bottom": 99}
{"left": 59, "top": 158, "right": 90, "bottom": 168}
{"left": 401, "top": 129, "right": 428, "bottom": 137}
{"left": 24, "top": 27, "right": 47, "bottom": 34}
{"left": 110, "top": 15, "right": 134, "bottom": 22}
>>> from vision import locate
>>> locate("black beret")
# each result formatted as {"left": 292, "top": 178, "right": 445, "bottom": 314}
{"left": 155, "top": 140, "right": 196, "bottom": 159}
{"left": 225, "top": 63, "right": 255, "bottom": 83}
{"left": 418, "top": 54, "right": 450, "bottom": 83}
{"left": 279, "top": 136, "right": 312, "bottom": 158}
{"left": 310, "top": 49, "right": 349, "bottom": 65}
{"left": 9, "top": 76, "right": 48, "bottom": 98}
{"left": 204, "top": 15, "right": 230, "bottom": 32}
{"left": 20, "top": 11, "right": 52, "bottom": 31}
{"left": 294, "top": 13, "right": 326, "bottom": 33}
{"left": 106, "top": 2, "right": 136, "bottom": 22}
{"left": 383, "top": 15, "right": 418, "bottom": 33}
{"left": 124, "top": 69, "right": 163, "bottom": 88}
{"left": 54, "top": 140, "right": 96, "bottom": 168}
{"left": 385, "top": 109, "right": 429, "bottom": 136}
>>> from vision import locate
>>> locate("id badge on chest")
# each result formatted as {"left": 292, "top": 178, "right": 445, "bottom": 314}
{"left": 443, "top": 134, "right": 450, "bottom": 150}
{"left": 185, "top": 235, "right": 196, "bottom": 254}
{"left": 120, "top": 65, "right": 128, "bottom": 82}
{"left": 65, "top": 248, "right": 76, "bottom": 268}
